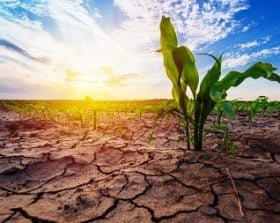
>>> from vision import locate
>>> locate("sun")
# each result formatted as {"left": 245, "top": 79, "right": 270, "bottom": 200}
{"left": 69, "top": 64, "right": 107, "bottom": 94}
{"left": 75, "top": 63, "right": 90, "bottom": 74}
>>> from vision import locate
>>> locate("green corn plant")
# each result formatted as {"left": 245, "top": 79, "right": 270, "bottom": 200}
{"left": 259, "top": 96, "right": 270, "bottom": 115}
{"left": 231, "top": 100, "right": 244, "bottom": 113}
{"left": 268, "top": 101, "right": 280, "bottom": 117}
{"left": 158, "top": 16, "right": 280, "bottom": 150}
{"left": 248, "top": 96, "right": 269, "bottom": 128}
{"left": 212, "top": 99, "right": 240, "bottom": 125}
{"left": 212, "top": 102, "right": 226, "bottom": 125}
{"left": 211, "top": 124, "right": 236, "bottom": 156}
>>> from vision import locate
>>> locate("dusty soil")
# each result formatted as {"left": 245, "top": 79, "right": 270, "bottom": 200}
{"left": 0, "top": 109, "right": 279, "bottom": 223}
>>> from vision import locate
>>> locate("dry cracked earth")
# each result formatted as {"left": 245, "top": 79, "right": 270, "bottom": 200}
{"left": 0, "top": 108, "right": 280, "bottom": 223}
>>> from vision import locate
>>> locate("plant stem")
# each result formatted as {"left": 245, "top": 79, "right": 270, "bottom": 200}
{"left": 218, "top": 111, "right": 223, "bottom": 125}
{"left": 194, "top": 100, "right": 214, "bottom": 150}
{"left": 185, "top": 119, "right": 190, "bottom": 150}
{"left": 194, "top": 100, "right": 202, "bottom": 150}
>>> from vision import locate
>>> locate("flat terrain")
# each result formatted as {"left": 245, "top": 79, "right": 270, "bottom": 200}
{"left": 0, "top": 107, "right": 279, "bottom": 222}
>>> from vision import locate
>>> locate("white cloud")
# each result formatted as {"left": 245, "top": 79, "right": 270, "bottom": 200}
{"left": 240, "top": 40, "right": 258, "bottom": 50}
{"left": 223, "top": 54, "right": 250, "bottom": 68}
{"left": 241, "top": 25, "right": 250, "bottom": 32}
{"left": 223, "top": 46, "right": 280, "bottom": 69}
{"left": 253, "top": 47, "right": 280, "bottom": 58}
{"left": 238, "top": 36, "right": 271, "bottom": 50}
{"left": 113, "top": 0, "right": 249, "bottom": 51}
{"left": 262, "top": 35, "right": 271, "bottom": 44}
{"left": 228, "top": 35, "right": 272, "bottom": 56}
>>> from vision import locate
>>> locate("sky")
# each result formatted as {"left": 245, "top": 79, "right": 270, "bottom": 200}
{"left": 0, "top": 0, "right": 279, "bottom": 100}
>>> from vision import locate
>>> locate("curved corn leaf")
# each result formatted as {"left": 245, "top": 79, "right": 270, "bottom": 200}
{"left": 162, "top": 52, "right": 180, "bottom": 85}
{"left": 159, "top": 17, "right": 191, "bottom": 117}
{"left": 215, "top": 62, "right": 280, "bottom": 92}
{"left": 220, "top": 101, "right": 235, "bottom": 118}
{"left": 172, "top": 86, "right": 180, "bottom": 105}
{"left": 162, "top": 49, "right": 188, "bottom": 114}
{"left": 198, "top": 54, "right": 222, "bottom": 101}
{"left": 159, "top": 16, "right": 178, "bottom": 52}
{"left": 210, "top": 86, "right": 226, "bottom": 102}
{"left": 172, "top": 46, "right": 199, "bottom": 97}
{"left": 210, "top": 86, "right": 235, "bottom": 117}
{"left": 210, "top": 62, "right": 280, "bottom": 117}
{"left": 155, "top": 105, "right": 182, "bottom": 121}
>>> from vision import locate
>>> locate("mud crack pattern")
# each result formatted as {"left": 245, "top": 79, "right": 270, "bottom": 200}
{"left": 0, "top": 110, "right": 280, "bottom": 222}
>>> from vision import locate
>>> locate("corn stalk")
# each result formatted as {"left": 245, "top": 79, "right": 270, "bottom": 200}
{"left": 158, "top": 16, "right": 280, "bottom": 150}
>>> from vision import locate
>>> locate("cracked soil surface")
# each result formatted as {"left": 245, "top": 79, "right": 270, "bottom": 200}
{"left": 0, "top": 108, "right": 279, "bottom": 223}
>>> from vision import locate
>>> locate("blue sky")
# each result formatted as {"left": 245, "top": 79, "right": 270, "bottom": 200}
{"left": 0, "top": 0, "right": 279, "bottom": 100}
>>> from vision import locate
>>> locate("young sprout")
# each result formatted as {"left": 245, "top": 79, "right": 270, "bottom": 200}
{"left": 248, "top": 96, "right": 269, "bottom": 128}
{"left": 211, "top": 124, "right": 236, "bottom": 156}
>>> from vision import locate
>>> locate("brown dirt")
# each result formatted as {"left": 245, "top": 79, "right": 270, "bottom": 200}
{"left": 0, "top": 109, "right": 279, "bottom": 223}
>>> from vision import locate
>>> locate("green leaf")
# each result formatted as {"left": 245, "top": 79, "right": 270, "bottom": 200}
{"left": 198, "top": 55, "right": 222, "bottom": 100}
{"left": 186, "top": 98, "right": 194, "bottom": 114}
{"left": 162, "top": 52, "right": 180, "bottom": 85}
{"left": 211, "top": 124, "right": 228, "bottom": 133}
{"left": 159, "top": 16, "right": 178, "bottom": 52}
{"left": 210, "top": 86, "right": 226, "bottom": 102}
{"left": 210, "top": 62, "right": 280, "bottom": 118}
{"left": 210, "top": 86, "right": 234, "bottom": 117}
{"left": 172, "top": 87, "right": 180, "bottom": 105}
{"left": 172, "top": 46, "right": 199, "bottom": 97}
{"left": 215, "top": 62, "right": 280, "bottom": 92}
{"left": 220, "top": 101, "right": 235, "bottom": 118}
{"left": 155, "top": 105, "right": 182, "bottom": 121}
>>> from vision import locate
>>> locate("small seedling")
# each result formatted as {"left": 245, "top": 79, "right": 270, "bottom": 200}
{"left": 211, "top": 124, "right": 236, "bottom": 156}
{"left": 248, "top": 96, "right": 269, "bottom": 128}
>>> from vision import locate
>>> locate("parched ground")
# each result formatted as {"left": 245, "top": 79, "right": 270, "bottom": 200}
{"left": 0, "top": 108, "right": 279, "bottom": 223}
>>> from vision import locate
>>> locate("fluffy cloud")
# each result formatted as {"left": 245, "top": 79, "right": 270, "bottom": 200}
{"left": 113, "top": 0, "right": 248, "bottom": 51}
{"left": 223, "top": 46, "right": 280, "bottom": 69}
{"left": 236, "top": 36, "right": 271, "bottom": 50}
{"left": 240, "top": 41, "right": 258, "bottom": 50}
